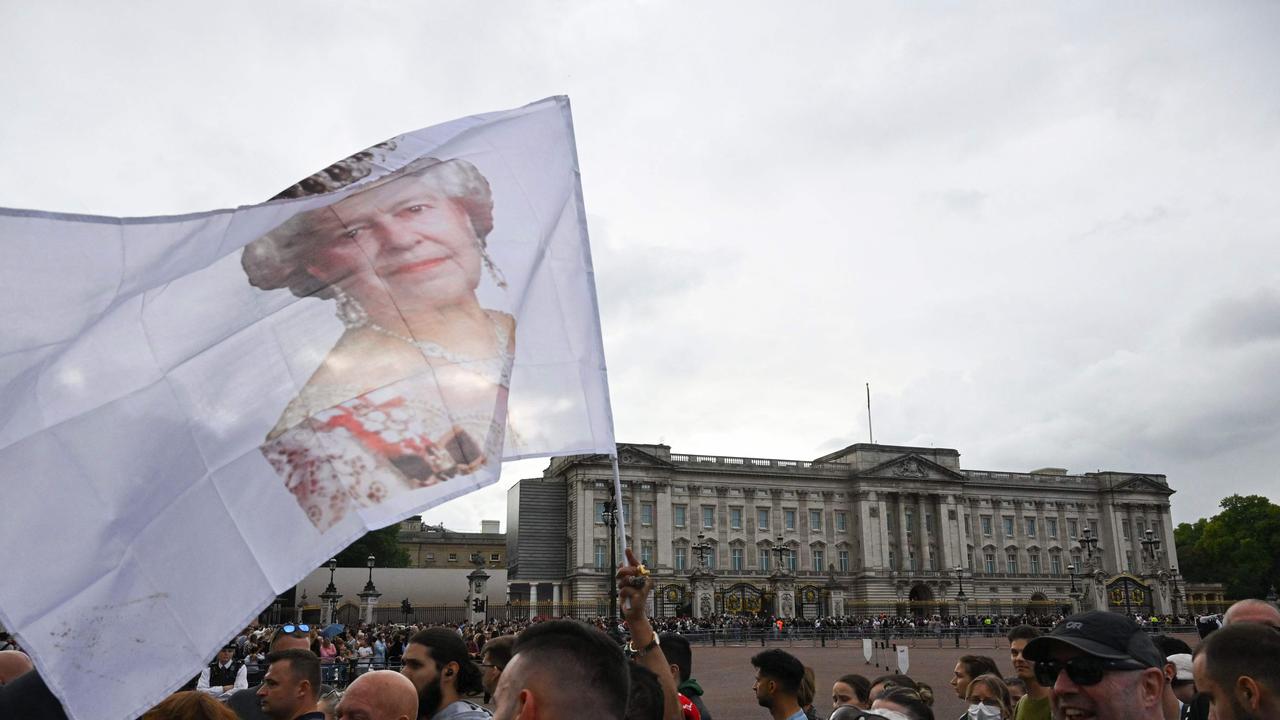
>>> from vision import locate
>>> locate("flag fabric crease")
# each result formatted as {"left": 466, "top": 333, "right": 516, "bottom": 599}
{"left": 0, "top": 96, "right": 615, "bottom": 720}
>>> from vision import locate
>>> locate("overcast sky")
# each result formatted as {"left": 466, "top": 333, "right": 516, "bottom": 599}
{"left": 3, "top": 2, "right": 1276, "bottom": 529}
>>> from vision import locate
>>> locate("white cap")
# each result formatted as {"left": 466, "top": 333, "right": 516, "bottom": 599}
{"left": 1168, "top": 653, "right": 1194, "bottom": 681}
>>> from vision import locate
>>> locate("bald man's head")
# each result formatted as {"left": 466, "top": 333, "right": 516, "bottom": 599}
{"left": 1224, "top": 599, "right": 1280, "bottom": 629}
{"left": 0, "top": 651, "right": 33, "bottom": 684}
{"left": 337, "top": 670, "right": 417, "bottom": 720}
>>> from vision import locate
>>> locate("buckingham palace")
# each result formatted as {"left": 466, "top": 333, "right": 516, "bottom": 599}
{"left": 505, "top": 442, "right": 1217, "bottom": 620}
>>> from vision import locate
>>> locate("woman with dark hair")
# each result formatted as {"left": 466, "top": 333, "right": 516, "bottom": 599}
{"left": 242, "top": 155, "right": 514, "bottom": 532}
{"left": 872, "top": 686, "right": 935, "bottom": 720}
{"left": 833, "top": 673, "right": 872, "bottom": 709}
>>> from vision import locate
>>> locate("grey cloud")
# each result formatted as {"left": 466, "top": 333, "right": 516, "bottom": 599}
{"left": 1189, "top": 289, "right": 1280, "bottom": 348}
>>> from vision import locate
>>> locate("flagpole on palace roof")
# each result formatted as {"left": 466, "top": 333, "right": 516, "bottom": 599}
{"left": 866, "top": 382, "right": 875, "bottom": 444}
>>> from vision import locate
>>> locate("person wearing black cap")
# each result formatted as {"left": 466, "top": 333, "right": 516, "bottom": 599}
{"left": 1021, "top": 611, "right": 1166, "bottom": 720}
{"left": 198, "top": 643, "right": 248, "bottom": 700}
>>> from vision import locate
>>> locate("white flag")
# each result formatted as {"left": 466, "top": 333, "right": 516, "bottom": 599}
{"left": 0, "top": 96, "right": 615, "bottom": 720}
{"left": 896, "top": 645, "right": 910, "bottom": 674}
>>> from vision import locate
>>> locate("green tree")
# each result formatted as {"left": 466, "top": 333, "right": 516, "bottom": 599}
{"left": 1174, "top": 494, "right": 1280, "bottom": 600}
{"left": 334, "top": 524, "right": 410, "bottom": 568}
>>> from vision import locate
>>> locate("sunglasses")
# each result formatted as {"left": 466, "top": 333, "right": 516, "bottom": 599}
{"left": 1034, "top": 656, "right": 1148, "bottom": 687}
{"left": 280, "top": 624, "right": 311, "bottom": 634}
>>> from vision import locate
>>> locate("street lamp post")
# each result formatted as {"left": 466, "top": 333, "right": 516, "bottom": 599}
{"left": 1140, "top": 530, "right": 1162, "bottom": 574}
{"left": 770, "top": 536, "right": 789, "bottom": 575}
{"left": 601, "top": 500, "right": 619, "bottom": 625}
{"left": 320, "top": 557, "right": 341, "bottom": 626}
{"left": 953, "top": 566, "right": 967, "bottom": 617}
{"left": 1169, "top": 567, "right": 1181, "bottom": 619}
{"left": 692, "top": 533, "right": 713, "bottom": 569}
{"left": 363, "top": 554, "right": 377, "bottom": 593}
{"left": 1078, "top": 528, "right": 1099, "bottom": 568}
{"left": 358, "top": 554, "right": 381, "bottom": 626}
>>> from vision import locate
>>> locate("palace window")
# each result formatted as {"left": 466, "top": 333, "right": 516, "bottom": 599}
{"left": 810, "top": 509, "right": 822, "bottom": 531}
{"left": 835, "top": 511, "right": 848, "bottom": 531}
{"left": 1067, "top": 518, "right": 1079, "bottom": 539}
{"left": 757, "top": 508, "right": 770, "bottom": 530}
{"left": 1025, "top": 517, "right": 1036, "bottom": 537}
{"left": 838, "top": 550, "right": 850, "bottom": 572}
{"left": 905, "top": 510, "right": 915, "bottom": 536}
{"left": 731, "top": 547, "right": 744, "bottom": 571}
{"left": 641, "top": 540, "right": 655, "bottom": 566}
{"left": 925, "top": 512, "right": 935, "bottom": 534}
{"left": 786, "top": 549, "right": 798, "bottom": 572}
{"left": 981, "top": 515, "right": 993, "bottom": 537}
{"left": 759, "top": 548, "right": 771, "bottom": 572}
{"left": 674, "top": 504, "right": 687, "bottom": 528}
{"left": 448, "top": 553, "right": 458, "bottom": 563}
{"left": 812, "top": 548, "right": 825, "bottom": 572}
{"left": 784, "top": 509, "right": 797, "bottom": 531}
{"left": 594, "top": 541, "right": 606, "bottom": 569}
{"left": 1002, "top": 516, "right": 1015, "bottom": 538}
{"left": 702, "top": 506, "right": 715, "bottom": 529}
{"left": 889, "top": 550, "right": 897, "bottom": 571}
{"left": 1029, "top": 552, "right": 1041, "bottom": 575}
{"left": 594, "top": 501, "right": 606, "bottom": 524}
{"left": 1047, "top": 517, "right": 1058, "bottom": 539}
{"left": 1050, "top": 552, "right": 1062, "bottom": 575}
{"left": 641, "top": 503, "right": 654, "bottom": 526}
{"left": 1006, "top": 552, "right": 1018, "bottom": 574}
{"left": 1122, "top": 520, "right": 1131, "bottom": 541}
{"left": 984, "top": 553, "right": 996, "bottom": 574}
{"left": 674, "top": 546, "right": 688, "bottom": 572}
{"left": 730, "top": 507, "right": 743, "bottom": 530}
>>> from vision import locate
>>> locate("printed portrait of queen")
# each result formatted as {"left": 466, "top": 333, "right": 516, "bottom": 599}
{"left": 241, "top": 154, "right": 514, "bottom": 532}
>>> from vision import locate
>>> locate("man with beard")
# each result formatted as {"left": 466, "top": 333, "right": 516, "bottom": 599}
{"left": 751, "top": 649, "right": 806, "bottom": 720}
{"left": 1022, "top": 611, "right": 1165, "bottom": 720}
{"left": 1192, "top": 622, "right": 1280, "bottom": 720}
{"left": 400, "top": 628, "right": 489, "bottom": 720}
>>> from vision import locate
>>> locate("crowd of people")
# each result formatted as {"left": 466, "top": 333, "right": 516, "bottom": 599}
{"left": 0, "top": 562, "right": 1276, "bottom": 720}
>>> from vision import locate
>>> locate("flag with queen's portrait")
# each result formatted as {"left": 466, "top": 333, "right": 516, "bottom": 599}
{"left": 0, "top": 96, "right": 615, "bottom": 720}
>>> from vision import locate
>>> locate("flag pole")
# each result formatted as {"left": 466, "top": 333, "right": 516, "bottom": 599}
{"left": 866, "top": 382, "right": 875, "bottom": 444}
{"left": 610, "top": 454, "right": 628, "bottom": 559}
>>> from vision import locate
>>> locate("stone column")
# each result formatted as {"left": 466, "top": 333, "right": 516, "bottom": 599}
{"left": 528, "top": 584, "right": 538, "bottom": 620}
{"left": 897, "top": 494, "right": 912, "bottom": 571}
{"left": 467, "top": 567, "right": 490, "bottom": 624}
{"left": 771, "top": 573, "right": 796, "bottom": 619}
{"left": 358, "top": 589, "right": 381, "bottom": 626}
{"left": 655, "top": 481, "right": 673, "bottom": 569}
{"left": 690, "top": 569, "right": 716, "bottom": 619}
{"left": 937, "top": 495, "right": 955, "bottom": 570}
{"left": 552, "top": 583, "right": 561, "bottom": 617}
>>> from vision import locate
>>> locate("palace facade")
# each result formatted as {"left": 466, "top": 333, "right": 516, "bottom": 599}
{"left": 507, "top": 442, "right": 1219, "bottom": 619}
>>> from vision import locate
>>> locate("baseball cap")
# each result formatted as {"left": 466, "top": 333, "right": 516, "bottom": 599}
{"left": 1167, "top": 653, "right": 1193, "bottom": 681}
{"left": 1023, "top": 611, "right": 1164, "bottom": 668}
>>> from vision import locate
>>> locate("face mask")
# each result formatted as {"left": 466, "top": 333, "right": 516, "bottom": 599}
{"left": 967, "top": 704, "right": 1002, "bottom": 720}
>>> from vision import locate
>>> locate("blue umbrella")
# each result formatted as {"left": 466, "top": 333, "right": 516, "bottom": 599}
{"left": 322, "top": 623, "right": 345, "bottom": 638}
